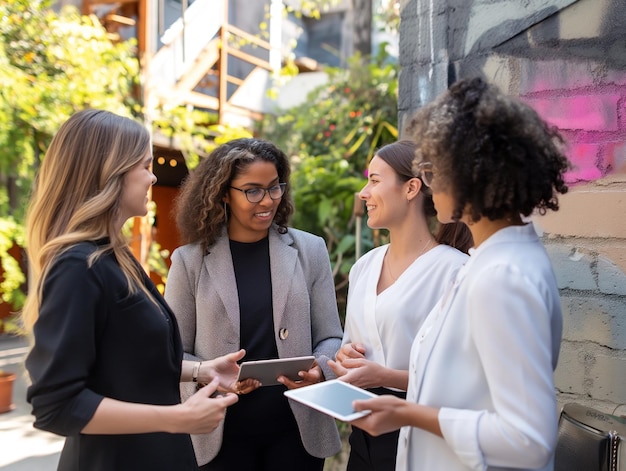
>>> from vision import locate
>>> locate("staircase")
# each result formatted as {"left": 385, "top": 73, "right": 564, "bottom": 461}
{"left": 147, "top": 0, "right": 275, "bottom": 125}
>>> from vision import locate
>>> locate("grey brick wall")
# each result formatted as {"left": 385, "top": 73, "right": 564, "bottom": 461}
{"left": 399, "top": 0, "right": 626, "bottom": 413}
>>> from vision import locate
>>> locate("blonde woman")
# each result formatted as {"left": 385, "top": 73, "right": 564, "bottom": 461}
{"left": 24, "top": 109, "right": 242, "bottom": 471}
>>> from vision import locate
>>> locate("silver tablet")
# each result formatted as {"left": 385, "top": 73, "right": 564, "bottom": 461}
{"left": 237, "top": 356, "right": 316, "bottom": 386}
{"left": 284, "top": 379, "right": 378, "bottom": 421}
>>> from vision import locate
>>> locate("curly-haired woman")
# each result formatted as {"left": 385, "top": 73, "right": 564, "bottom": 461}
{"left": 164, "top": 138, "right": 343, "bottom": 471}
{"left": 350, "top": 77, "right": 570, "bottom": 471}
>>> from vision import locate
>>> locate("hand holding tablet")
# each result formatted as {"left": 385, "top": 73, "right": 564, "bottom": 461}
{"left": 236, "top": 355, "right": 316, "bottom": 387}
{"left": 284, "top": 379, "right": 378, "bottom": 421}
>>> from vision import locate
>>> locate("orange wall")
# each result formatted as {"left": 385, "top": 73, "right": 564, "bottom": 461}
{"left": 150, "top": 186, "right": 182, "bottom": 286}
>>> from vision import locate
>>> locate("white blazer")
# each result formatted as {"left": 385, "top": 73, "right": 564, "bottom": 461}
{"left": 397, "top": 223, "right": 562, "bottom": 471}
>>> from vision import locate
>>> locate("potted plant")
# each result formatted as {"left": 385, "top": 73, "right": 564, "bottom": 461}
{"left": 0, "top": 368, "right": 16, "bottom": 414}
{"left": 0, "top": 314, "right": 23, "bottom": 414}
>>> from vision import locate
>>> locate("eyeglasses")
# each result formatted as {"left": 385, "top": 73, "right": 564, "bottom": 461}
{"left": 230, "top": 183, "right": 286, "bottom": 203}
{"left": 415, "top": 161, "right": 434, "bottom": 187}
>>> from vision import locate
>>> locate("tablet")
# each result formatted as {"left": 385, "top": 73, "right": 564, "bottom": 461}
{"left": 237, "top": 356, "right": 316, "bottom": 386}
{"left": 284, "top": 379, "right": 378, "bottom": 421}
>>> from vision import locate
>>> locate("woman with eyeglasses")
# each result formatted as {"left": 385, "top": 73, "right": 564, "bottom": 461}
{"left": 349, "top": 77, "right": 570, "bottom": 471}
{"left": 164, "top": 138, "right": 343, "bottom": 471}
{"left": 326, "top": 139, "right": 472, "bottom": 471}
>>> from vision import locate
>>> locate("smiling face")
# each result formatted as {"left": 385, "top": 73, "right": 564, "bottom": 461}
{"left": 118, "top": 150, "right": 157, "bottom": 226}
{"left": 224, "top": 160, "right": 281, "bottom": 242}
{"left": 359, "top": 155, "right": 411, "bottom": 230}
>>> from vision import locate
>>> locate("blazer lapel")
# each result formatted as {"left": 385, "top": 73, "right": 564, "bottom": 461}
{"left": 205, "top": 231, "right": 241, "bottom": 335}
{"left": 363, "top": 247, "right": 386, "bottom": 365}
{"left": 268, "top": 228, "right": 297, "bottom": 331}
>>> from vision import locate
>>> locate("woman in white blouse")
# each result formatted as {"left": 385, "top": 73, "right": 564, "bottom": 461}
{"left": 327, "top": 140, "right": 471, "bottom": 471}
{"left": 350, "top": 77, "right": 570, "bottom": 471}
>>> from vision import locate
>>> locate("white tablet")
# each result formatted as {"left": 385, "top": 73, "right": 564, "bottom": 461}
{"left": 284, "top": 379, "right": 378, "bottom": 421}
{"left": 237, "top": 356, "right": 316, "bottom": 386}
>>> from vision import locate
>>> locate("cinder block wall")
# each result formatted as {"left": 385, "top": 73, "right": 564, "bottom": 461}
{"left": 399, "top": 0, "right": 626, "bottom": 414}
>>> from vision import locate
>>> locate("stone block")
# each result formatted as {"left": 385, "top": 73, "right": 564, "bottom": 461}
{"left": 554, "top": 340, "right": 586, "bottom": 394}
{"left": 563, "top": 143, "right": 603, "bottom": 183}
{"left": 523, "top": 94, "right": 621, "bottom": 132}
{"left": 518, "top": 59, "right": 622, "bottom": 91}
{"left": 533, "top": 185, "right": 626, "bottom": 239}
{"left": 604, "top": 141, "right": 626, "bottom": 174}
{"left": 561, "top": 295, "right": 626, "bottom": 350}
{"left": 555, "top": 340, "right": 626, "bottom": 403}
{"left": 545, "top": 245, "right": 596, "bottom": 291}
{"left": 598, "top": 243, "right": 626, "bottom": 280}
{"left": 587, "top": 354, "right": 626, "bottom": 402}
{"left": 597, "top": 256, "right": 626, "bottom": 296}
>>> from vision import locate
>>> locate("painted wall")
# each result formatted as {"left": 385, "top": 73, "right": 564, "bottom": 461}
{"left": 399, "top": 0, "right": 626, "bottom": 414}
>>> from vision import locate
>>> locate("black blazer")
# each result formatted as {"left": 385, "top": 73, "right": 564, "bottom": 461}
{"left": 26, "top": 241, "right": 197, "bottom": 471}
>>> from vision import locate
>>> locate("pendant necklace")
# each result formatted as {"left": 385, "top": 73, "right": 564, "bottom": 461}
{"left": 385, "top": 238, "right": 433, "bottom": 282}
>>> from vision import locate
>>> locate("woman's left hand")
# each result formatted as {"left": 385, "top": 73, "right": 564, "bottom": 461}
{"left": 202, "top": 349, "right": 258, "bottom": 394}
{"left": 277, "top": 362, "right": 323, "bottom": 389}
{"left": 328, "top": 357, "right": 384, "bottom": 389}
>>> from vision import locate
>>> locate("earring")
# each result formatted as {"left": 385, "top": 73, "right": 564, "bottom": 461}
{"left": 223, "top": 202, "right": 228, "bottom": 223}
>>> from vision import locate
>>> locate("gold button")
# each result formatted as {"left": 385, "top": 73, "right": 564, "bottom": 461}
{"left": 279, "top": 328, "right": 289, "bottom": 340}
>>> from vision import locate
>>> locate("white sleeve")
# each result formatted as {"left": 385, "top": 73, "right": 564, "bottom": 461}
{"left": 439, "top": 264, "right": 558, "bottom": 469}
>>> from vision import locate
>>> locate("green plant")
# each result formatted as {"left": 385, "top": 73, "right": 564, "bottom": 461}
{"left": 152, "top": 106, "right": 253, "bottom": 171}
{"left": 0, "top": 0, "right": 139, "bottom": 220}
{"left": 0, "top": 216, "right": 26, "bottom": 335}
{"left": 259, "top": 49, "right": 398, "bottom": 318}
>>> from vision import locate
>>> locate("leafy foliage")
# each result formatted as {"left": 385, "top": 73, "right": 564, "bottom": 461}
{"left": 259, "top": 50, "right": 398, "bottom": 315}
{"left": 0, "top": 0, "right": 139, "bottom": 220}
{"left": 0, "top": 0, "right": 138, "bottom": 318}
{"left": 152, "top": 106, "right": 253, "bottom": 171}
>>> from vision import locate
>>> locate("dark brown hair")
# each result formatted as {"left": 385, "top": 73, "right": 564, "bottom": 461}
{"left": 375, "top": 140, "right": 473, "bottom": 253}
{"left": 174, "top": 138, "right": 294, "bottom": 252}
{"left": 409, "top": 77, "right": 570, "bottom": 223}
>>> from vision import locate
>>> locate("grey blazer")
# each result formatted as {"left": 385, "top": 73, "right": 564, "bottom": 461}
{"left": 164, "top": 225, "right": 343, "bottom": 466}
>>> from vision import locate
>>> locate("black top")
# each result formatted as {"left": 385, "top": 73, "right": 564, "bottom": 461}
{"left": 25, "top": 241, "right": 197, "bottom": 471}
{"left": 225, "top": 237, "right": 297, "bottom": 437}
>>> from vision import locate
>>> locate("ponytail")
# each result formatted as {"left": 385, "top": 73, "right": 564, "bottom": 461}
{"left": 435, "top": 222, "right": 474, "bottom": 254}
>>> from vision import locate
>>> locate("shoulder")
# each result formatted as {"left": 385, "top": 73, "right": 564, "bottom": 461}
{"left": 280, "top": 227, "right": 326, "bottom": 251}
{"left": 433, "top": 244, "right": 469, "bottom": 266}
{"left": 352, "top": 245, "right": 386, "bottom": 270}
{"left": 171, "top": 242, "right": 204, "bottom": 262}
{"left": 348, "top": 245, "right": 385, "bottom": 282}
{"left": 45, "top": 242, "right": 120, "bottom": 294}
{"left": 284, "top": 227, "right": 323, "bottom": 243}
{"left": 58, "top": 241, "right": 100, "bottom": 259}
{"left": 52, "top": 241, "right": 114, "bottom": 270}
{"left": 465, "top": 240, "right": 557, "bottom": 304}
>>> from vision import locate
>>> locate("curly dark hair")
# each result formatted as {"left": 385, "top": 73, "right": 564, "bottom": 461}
{"left": 174, "top": 138, "right": 294, "bottom": 252}
{"left": 408, "top": 77, "right": 571, "bottom": 223}
{"left": 375, "top": 140, "right": 473, "bottom": 253}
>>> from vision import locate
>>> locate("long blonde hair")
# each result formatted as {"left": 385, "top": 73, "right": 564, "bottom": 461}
{"left": 22, "top": 109, "right": 152, "bottom": 331}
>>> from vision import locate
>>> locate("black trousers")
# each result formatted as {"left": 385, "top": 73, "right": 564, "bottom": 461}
{"left": 346, "top": 387, "right": 407, "bottom": 471}
{"left": 198, "top": 430, "right": 324, "bottom": 471}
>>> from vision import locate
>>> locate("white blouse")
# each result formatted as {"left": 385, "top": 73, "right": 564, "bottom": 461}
{"left": 343, "top": 244, "right": 468, "bottom": 373}
{"left": 397, "top": 223, "right": 563, "bottom": 471}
